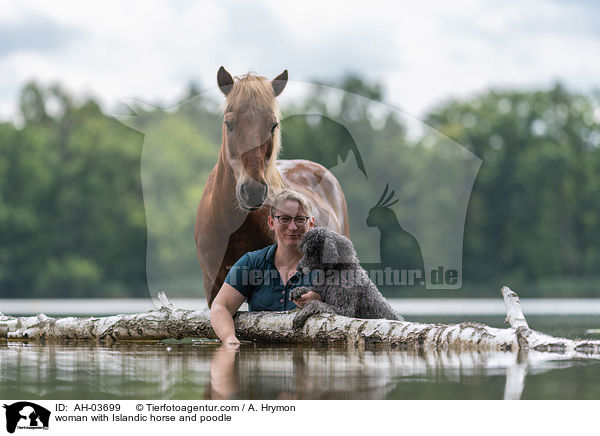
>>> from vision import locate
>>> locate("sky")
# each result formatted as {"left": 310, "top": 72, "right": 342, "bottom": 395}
{"left": 1, "top": 0, "right": 599, "bottom": 122}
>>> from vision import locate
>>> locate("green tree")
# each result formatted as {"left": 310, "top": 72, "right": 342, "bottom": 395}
{"left": 426, "top": 84, "right": 600, "bottom": 294}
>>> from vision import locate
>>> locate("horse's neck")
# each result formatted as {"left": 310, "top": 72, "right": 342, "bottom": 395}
{"left": 211, "top": 152, "right": 241, "bottom": 225}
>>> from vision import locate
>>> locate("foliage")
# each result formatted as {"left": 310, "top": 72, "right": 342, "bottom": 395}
{"left": 426, "top": 84, "right": 600, "bottom": 294}
{"left": 0, "top": 83, "right": 147, "bottom": 297}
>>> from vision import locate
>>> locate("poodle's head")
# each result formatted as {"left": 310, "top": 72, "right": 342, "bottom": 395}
{"left": 297, "top": 227, "right": 358, "bottom": 272}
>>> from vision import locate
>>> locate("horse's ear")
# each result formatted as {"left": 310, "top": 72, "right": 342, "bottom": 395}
{"left": 271, "top": 70, "right": 288, "bottom": 96}
{"left": 217, "top": 66, "right": 234, "bottom": 96}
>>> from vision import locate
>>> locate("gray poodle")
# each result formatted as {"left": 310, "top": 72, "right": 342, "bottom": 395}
{"left": 290, "top": 227, "right": 403, "bottom": 330}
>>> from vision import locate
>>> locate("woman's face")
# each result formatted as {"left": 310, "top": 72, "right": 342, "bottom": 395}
{"left": 268, "top": 200, "right": 315, "bottom": 249}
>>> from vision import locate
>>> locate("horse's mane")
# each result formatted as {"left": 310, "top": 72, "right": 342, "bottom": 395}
{"left": 225, "top": 73, "right": 286, "bottom": 190}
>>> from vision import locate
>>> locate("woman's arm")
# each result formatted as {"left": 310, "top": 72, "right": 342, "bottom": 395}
{"left": 210, "top": 283, "right": 246, "bottom": 347}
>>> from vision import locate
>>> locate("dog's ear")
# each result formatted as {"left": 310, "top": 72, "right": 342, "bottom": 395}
{"left": 334, "top": 233, "right": 356, "bottom": 264}
{"left": 322, "top": 234, "right": 339, "bottom": 264}
{"left": 299, "top": 234, "right": 308, "bottom": 252}
{"left": 300, "top": 228, "right": 316, "bottom": 253}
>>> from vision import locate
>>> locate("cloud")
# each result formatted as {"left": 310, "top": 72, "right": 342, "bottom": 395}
{"left": 0, "top": 12, "right": 82, "bottom": 58}
{"left": 0, "top": 0, "right": 599, "bottom": 121}
{"left": 207, "top": 0, "right": 400, "bottom": 81}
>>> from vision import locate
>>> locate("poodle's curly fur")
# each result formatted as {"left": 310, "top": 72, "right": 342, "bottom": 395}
{"left": 290, "top": 227, "right": 403, "bottom": 330}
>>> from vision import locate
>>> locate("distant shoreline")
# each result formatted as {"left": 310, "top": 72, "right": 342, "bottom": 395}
{"left": 2, "top": 298, "right": 600, "bottom": 317}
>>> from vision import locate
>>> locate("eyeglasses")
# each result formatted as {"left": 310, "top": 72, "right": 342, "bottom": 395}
{"left": 272, "top": 215, "right": 310, "bottom": 226}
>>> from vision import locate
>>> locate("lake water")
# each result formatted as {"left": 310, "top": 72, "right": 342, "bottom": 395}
{"left": 1, "top": 300, "right": 600, "bottom": 400}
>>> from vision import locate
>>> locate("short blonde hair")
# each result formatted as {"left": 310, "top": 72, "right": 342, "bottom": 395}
{"left": 268, "top": 188, "right": 313, "bottom": 217}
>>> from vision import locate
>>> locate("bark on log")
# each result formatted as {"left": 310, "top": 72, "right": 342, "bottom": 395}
{"left": 1, "top": 287, "right": 599, "bottom": 358}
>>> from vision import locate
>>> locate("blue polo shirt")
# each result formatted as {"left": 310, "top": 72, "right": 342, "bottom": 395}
{"left": 224, "top": 244, "right": 316, "bottom": 311}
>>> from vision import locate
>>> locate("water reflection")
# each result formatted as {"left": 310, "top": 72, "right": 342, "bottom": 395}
{"left": 1, "top": 341, "right": 599, "bottom": 400}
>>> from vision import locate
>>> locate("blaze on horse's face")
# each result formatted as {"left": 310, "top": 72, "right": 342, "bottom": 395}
{"left": 218, "top": 66, "right": 288, "bottom": 211}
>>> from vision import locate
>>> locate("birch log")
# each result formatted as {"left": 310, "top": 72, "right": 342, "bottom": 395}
{"left": 1, "top": 287, "right": 599, "bottom": 357}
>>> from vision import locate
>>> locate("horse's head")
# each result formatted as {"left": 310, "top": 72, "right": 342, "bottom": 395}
{"left": 366, "top": 183, "right": 399, "bottom": 228}
{"left": 217, "top": 66, "right": 288, "bottom": 211}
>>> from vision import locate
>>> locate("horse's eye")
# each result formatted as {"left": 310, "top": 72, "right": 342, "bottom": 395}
{"left": 225, "top": 121, "right": 235, "bottom": 133}
{"left": 271, "top": 123, "right": 278, "bottom": 134}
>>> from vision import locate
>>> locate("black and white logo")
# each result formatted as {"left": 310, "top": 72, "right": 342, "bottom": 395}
{"left": 3, "top": 402, "right": 50, "bottom": 434}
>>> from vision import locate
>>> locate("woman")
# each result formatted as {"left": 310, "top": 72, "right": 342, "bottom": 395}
{"left": 210, "top": 189, "right": 322, "bottom": 347}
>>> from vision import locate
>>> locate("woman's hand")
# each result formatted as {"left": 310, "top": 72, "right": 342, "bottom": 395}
{"left": 223, "top": 335, "right": 241, "bottom": 349}
{"left": 292, "top": 291, "right": 322, "bottom": 308}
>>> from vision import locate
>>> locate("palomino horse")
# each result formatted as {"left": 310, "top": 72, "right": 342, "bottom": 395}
{"left": 195, "top": 67, "right": 350, "bottom": 306}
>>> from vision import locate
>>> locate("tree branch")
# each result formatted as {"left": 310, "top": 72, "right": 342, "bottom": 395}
{"left": 1, "top": 288, "right": 599, "bottom": 359}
